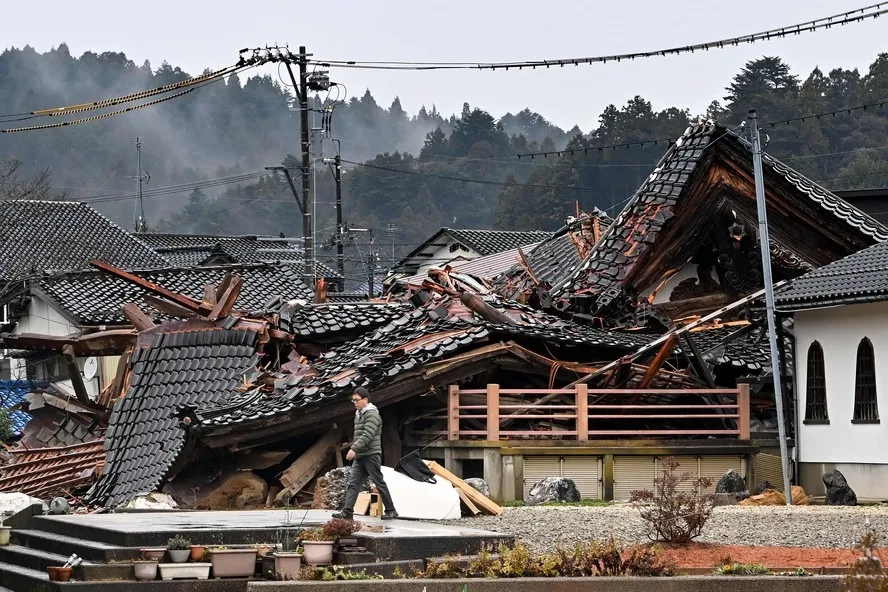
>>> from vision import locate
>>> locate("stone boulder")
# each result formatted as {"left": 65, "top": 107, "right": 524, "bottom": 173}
{"left": 823, "top": 470, "right": 858, "bottom": 506}
{"left": 464, "top": 478, "right": 490, "bottom": 498}
{"left": 312, "top": 467, "right": 373, "bottom": 509}
{"left": 715, "top": 469, "right": 749, "bottom": 500}
{"left": 525, "top": 477, "right": 580, "bottom": 506}
{"left": 713, "top": 492, "right": 746, "bottom": 506}
{"left": 194, "top": 472, "right": 268, "bottom": 510}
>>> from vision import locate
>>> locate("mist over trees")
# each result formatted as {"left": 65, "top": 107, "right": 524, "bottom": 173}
{"left": 2, "top": 44, "right": 888, "bottom": 286}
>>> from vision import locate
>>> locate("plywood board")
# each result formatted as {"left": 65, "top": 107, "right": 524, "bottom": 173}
{"left": 425, "top": 461, "right": 503, "bottom": 516}
{"left": 457, "top": 488, "right": 480, "bottom": 515}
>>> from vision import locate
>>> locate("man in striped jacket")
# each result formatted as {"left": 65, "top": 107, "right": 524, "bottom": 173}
{"left": 333, "top": 387, "right": 398, "bottom": 520}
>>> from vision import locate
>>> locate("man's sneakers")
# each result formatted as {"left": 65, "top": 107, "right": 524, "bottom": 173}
{"left": 381, "top": 510, "right": 399, "bottom": 520}
{"left": 331, "top": 511, "right": 353, "bottom": 520}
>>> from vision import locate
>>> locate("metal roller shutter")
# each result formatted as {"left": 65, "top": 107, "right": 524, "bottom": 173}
{"left": 656, "top": 456, "right": 699, "bottom": 494}
{"left": 562, "top": 456, "right": 602, "bottom": 500}
{"left": 614, "top": 456, "right": 656, "bottom": 501}
{"left": 699, "top": 456, "right": 745, "bottom": 494}
{"left": 755, "top": 454, "right": 785, "bottom": 492}
{"left": 523, "top": 456, "right": 561, "bottom": 498}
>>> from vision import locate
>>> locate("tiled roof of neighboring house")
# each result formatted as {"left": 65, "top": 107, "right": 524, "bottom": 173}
{"left": 282, "top": 302, "right": 414, "bottom": 341}
{"left": 0, "top": 439, "right": 105, "bottom": 498}
{"left": 0, "top": 380, "right": 47, "bottom": 433}
{"left": 0, "top": 201, "right": 169, "bottom": 281}
{"left": 393, "top": 228, "right": 553, "bottom": 273}
{"left": 88, "top": 325, "right": 260, "bottom": 507}
{"left": 196, "top": 301, "right": 649, "bottom": 430}
{"left": 400, "top": 243, "right": 540, "bottom": 286}
{"left": 136, "top": 233, "right": 342, "bottom": 279}
{"left": 326, "top": 292, "right": 371, "bottom": 303}
{"left": 36, "top": 263, "right": 311, "bottom": 326}
{"left": 549, "top": 122, "right": 888, "bottom": 314}
{"left": 775, "top": 240, "right": 888, "bottom": 311}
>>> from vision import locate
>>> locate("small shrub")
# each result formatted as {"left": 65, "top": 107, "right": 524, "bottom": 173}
{"left": 419, "top": 554, "right": 465, "bottom": 579}
{"left": 715, "top": 562, "right": 770, "bottom": 575}
{"left": 0, "top": 409, "right": 14, "bottom": 442}
{"left": 844, "top": 522, "right": 888, "bottom": 592}
{"left": 300, "top": 566, "right": 383, "bottom": 580}
{"left": 166, "top": 536, "right": 191, "bottom": 550}
{"left": 629, "top": 456, "right": 714, "bottom": 543}
{"left": 322, "top": 517, "right": 363, "bottom": 538}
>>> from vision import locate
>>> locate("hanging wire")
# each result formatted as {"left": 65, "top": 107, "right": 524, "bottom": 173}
{"left": 313, "top": 3, "right": 888, "bottom": 71}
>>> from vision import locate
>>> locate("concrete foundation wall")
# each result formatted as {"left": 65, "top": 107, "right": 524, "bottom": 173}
{"left": 249, "top": 575, "right": 843, "bottom": 592}
{"left": 800, "top": 462, "right": 888, "bottom": 501}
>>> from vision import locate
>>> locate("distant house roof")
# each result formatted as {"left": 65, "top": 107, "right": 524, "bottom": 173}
{"left": 392, "top": 228, "right": 553, "bottom": 273}
{"left": 775, "top": 240, "right": 888, "bottom": 311}
{"left": 399, "top": 243, "right": 540, "bottom": 286}
{"left": 136, "top": 232, "right": 341, "bottom": 279}
{"left": 0, "top": 201, "right": 169, "bottom": 281}
{"left": 35, "top": 263, "right": 312, "bottom": 326}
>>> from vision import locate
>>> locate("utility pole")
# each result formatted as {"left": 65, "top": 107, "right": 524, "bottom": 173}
{"left": 283, "top": 47, "right": 314, "bottom": 284}
{"left": 385, "top": 223, "right": 398, "bottom": 267}
{"left": 129, "top": 137, "right": 150, "bottom": 232}
{"left": 334, "top": 153, "right": 344, "bottom": 278}
{"left": 367, "top": 229, "right": 376, "bottom": 299}
{"left": 749, "top": 110, "right": 793, "bottom": 505}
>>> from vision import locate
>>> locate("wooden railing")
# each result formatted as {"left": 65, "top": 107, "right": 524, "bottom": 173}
{"left": 445, "top": 384, "right": 750, "bottom": 441}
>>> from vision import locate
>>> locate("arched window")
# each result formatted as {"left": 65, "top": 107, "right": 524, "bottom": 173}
{"left": 853, "top": 337, "right": 879, "bottom": 423}
{"left": 804, "top": 341, "right": 829, "bottom": 423}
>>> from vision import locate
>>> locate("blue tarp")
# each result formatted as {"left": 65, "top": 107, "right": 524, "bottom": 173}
{"left": 0, "top": 380, "right": 48, "bottom": 434}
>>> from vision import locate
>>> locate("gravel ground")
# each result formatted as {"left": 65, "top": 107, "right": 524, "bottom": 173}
{"left": 444, "top": 504, "right": 888, "bottom": 553}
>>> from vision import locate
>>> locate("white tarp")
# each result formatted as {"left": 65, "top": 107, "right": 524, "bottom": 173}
{"left": 378, "top": 466, "right": 460, "bottom": 520}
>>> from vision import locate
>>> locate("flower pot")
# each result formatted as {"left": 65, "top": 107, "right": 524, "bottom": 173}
{"left": 190, "top": 545, "right": 205, "bottom": 561}
{"left": 209, "top": 548, "right": 258, "bottom": 578}
{"left": 47, "top": 566, "right": 60, "bottom": 581}
{"left": 55, "top": 567, "right": 73, "bottom": 582}
{"left": 133, "top": 561, "right": 158, "bottom": 581}
{"left": 158, "top": 562, "right": 210, "bottom": 580}
{"left": 273, "top": 552, "right": 303, "bottom": 579}
{"left": 302, "top": 541, "right": 334, "bottom": 566}
{"left": 0, "top": 526, "right": 10, "bottom": 546}
{"left": 168, "top": 549, "right": 191, "bottom": 563}
{"left": 141, "top": 548, "right": 166, "bottom": 561}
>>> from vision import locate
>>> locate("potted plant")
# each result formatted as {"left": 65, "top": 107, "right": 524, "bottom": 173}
{"left": 300, "top": 519, "right": 363, "bottom": 566}
{"left": 166, "top": 535, "right": 192, "bottom": 563}
{"left": 133, "top": 558, "right": 158, "bottom": 581}
{"left": 141, "top": 547, "right": 166, "bottom": 561}
{"left": 273, "top": 545, "right": 303, "bottom": 579}
{"left": 208, "top": 545, "right": 258, "bottom": 578}
{"left": 190, "top": 543, "right": 206, "bottom": 561}
{"left": 158, "top": 562, "right": 210, "bottom": 580}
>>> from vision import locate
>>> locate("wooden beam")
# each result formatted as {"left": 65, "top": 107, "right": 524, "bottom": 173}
{"left": 90, "top": 259, "right": 202, "bottom": 312}
{"left": 575, "top": 384, "right": 589, "bottom": 441}
{"left": 0, "top": 329, "right": 136, "bottom": 356}
{"left": 737, "top": 383, "right": 751, "bottom": 440}
{"left": 457, "top": 488, "right": 480, "bottom": 515}
{"left": 121, "top": 303, "right": 155, "bottom": 331}
{"left": 459, "top": 292, "right": 513, "bottom": 325}
{"left": 426, "top": 460, "right": 503, "bottom": 516}
{"left": 277, "top": 428, "right": 341, "bottom": 492}
{"left": 486, "top": 384, "right": 500, "bottom": 441}
{"left": 202, "top": 284, "right": 218, "bottom": 307}
{"left": 61, "top": 344, "right": 91, "bottom": 405}
{"left": 102, "top": 347, "right": 131, "bottom": 408}
{"left": 207, "top": 275, "right": 242, "bottom": 320}
{"left": 681, "top": 332, "right": 717, "bottom": 388}
{"left": 638, "top": 334, "right": 678, "bottom": 389}
{"left": 215, "top": 275, "right": 232, "bottom": 303}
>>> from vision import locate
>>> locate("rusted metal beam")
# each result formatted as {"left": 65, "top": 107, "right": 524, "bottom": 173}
{"left": 121, "top": 303, "right": 155, "bottom": 331}
{"left": 61, "top": 344, "right": 92, "bottom": 405}
{"left": 90, "top": 259, "right": 202, "bottom": 313}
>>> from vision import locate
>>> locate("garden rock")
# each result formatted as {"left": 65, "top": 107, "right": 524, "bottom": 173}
{"left": 464, "top": 478, "right": 490, "bottom": 498}
{"left": 121, "top": 492, "right": 178, "bottom": 510}
{"left": 525, "top": 477, "right": 580, "bottom": 506}
{"left": 713, "top": 492, "right": 745, "bottom": 506}
{"left": 715, "top": 470, "right": 748, "bottom": 500}
{"left": 753, "top": 480, "right": 773, "bottom": 495}
{"left": 823, "top": 470, "right": 857, "bottom": 506}
{"left": 49, "top": 497, "right": 70, "bottom": 514}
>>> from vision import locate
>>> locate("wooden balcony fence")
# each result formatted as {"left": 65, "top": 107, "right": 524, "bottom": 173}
{"left": 444, "top": 384, "right": 751, "bottom": 441}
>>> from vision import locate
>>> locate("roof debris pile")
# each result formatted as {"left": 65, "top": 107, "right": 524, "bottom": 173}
{"left": 0, "top": 119, "right": 883, "bottom": 511}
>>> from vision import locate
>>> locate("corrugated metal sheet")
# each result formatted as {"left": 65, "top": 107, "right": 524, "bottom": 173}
{"left": 755, "top": 453, "right": 785, "bottom": 492}
{"left": 614, "top": 456, "right": 656, "bottom": 501}
{"left": 657, "top": 456, "right": 699, "bottom": 494}
{"left": 699, "top": 456, "right": 745, "bottom": 494}
{"left": 562, "top": 456, "right": 602, "bottom": 499}
{"left": 523, "top": 456, "right": 561, "bottom": 498}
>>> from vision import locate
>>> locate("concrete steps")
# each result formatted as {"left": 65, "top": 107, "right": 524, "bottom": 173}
{"left": 0, "top": 544, "right": 85, "bottom": 572}
{"left": 11, "top": 529, "right": 139, "bottom": 562}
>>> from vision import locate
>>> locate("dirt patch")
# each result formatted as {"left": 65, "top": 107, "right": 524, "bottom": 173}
{"left": 653, "top": 543, "right": 886, "bottom": 568}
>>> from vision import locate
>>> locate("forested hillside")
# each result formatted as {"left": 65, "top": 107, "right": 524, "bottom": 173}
{"left": 2, "top": 45, "right": 888, "bottom": 286}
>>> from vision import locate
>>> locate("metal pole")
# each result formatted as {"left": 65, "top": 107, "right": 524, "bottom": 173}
{"left": 334, "top": 153, "right": 344, "bottom": 279}
{"left": 367, "top": 231, "right": 376, "bottom": 299}
{"left": 285, "top": 47, "right": 315, "bottom": 285}
{"left": 749, "top": 109, "right": 793, "bottom": 505}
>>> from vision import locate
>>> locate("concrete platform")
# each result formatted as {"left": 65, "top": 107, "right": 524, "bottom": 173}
{"left": 34, "top": 510, "right": 512, "bottom": 560}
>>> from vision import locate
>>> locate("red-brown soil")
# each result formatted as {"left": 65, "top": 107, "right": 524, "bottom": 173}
{"left": 654, "top": 543, "right": 885, "bottom": 568}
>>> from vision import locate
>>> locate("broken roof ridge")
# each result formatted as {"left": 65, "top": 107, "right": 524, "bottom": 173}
{"left": 41, "top": 260, "right": 292, "bottom": 278}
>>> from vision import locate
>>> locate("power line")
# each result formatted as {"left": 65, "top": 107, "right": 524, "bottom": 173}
{"left": 313, "top": 3, "right": 888, "bottom": 71}
{"left": 516, "top": 100, "right": 888, "bottom": 159}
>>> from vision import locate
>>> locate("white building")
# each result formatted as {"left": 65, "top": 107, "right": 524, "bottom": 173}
{"left": 777, "top": 240, "right": 888, "bottom": 501}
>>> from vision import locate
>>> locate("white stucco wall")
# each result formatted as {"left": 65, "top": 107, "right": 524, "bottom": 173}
{"left": 412, "top": 236, "right": 480, "bottom": 275}
{"left": 794, "top": 300, "right": 888, "bottom": 465}
{"left": 13, "top": 295, "right": 78, "bottom": 337}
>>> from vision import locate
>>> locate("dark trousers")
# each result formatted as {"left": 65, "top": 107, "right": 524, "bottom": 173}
{"left": 340, "top": 453, "right": 396, "bottom": 515}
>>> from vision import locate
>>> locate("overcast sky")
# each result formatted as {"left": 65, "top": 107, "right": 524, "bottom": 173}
{"left": 6, "top": 0, "right": 887, "bottom": 131}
